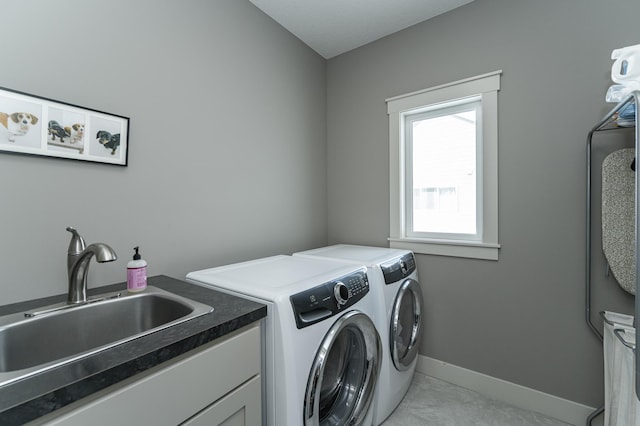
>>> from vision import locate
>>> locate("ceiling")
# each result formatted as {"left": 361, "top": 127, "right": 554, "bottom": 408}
{"left": 248, "top": 0, "right": 475, "bottom": 59}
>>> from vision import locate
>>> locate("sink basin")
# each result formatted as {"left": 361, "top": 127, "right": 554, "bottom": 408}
{"left": 0, "top": 286, "right": 213, "bottom": 386}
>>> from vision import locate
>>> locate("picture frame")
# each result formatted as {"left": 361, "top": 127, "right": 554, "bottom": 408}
{"left": 0, "top": 86, "right": 129, "bottom": 166}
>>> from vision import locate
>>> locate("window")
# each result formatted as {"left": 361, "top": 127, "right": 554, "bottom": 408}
{"left": 387, "top": 71, "right": 501, "bottom": 260}
{"left": 406, "top": 98, "right": 480, "bottom": 239}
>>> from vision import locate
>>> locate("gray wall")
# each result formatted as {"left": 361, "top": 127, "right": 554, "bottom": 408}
{"left": 1, "top": 0, "right": 637, "bottom": 410}
{"left": 326, "top": 0, "right": 638, "bottom": 407}
{"left": 0, "top": 0, "right": 327, "bottom": 304}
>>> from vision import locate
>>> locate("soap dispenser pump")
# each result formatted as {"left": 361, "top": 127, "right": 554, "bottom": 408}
{"left": 127, "top": 246, "right": 147, "bottom": 292}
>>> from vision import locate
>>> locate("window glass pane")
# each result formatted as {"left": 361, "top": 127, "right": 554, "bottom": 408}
{"left": 410, "top": 107, "right": 477, "bottom": 235}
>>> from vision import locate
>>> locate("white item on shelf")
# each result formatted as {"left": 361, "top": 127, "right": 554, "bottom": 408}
{"left": 606, "top": 83, "right": 640, "bottom": 103}
{"left": 612, "top": 44, "right": 640, "bottom": 85}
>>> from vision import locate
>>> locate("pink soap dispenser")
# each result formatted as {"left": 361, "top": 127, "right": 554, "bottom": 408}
{"left": 127, "top": 246, "right": 147, "bottom": 292}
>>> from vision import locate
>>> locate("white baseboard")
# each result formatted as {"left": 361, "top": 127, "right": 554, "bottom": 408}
{"left": 416, "top": 355, "right": 597, "bottom": 426}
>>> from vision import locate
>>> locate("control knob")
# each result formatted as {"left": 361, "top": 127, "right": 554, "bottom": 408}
{"left": 333, "top": 281, "right": 350, "bottom": 306}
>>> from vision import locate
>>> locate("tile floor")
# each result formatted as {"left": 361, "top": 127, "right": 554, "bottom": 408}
{"left": 381, "top": 372, "right": 573, "bottom": 426}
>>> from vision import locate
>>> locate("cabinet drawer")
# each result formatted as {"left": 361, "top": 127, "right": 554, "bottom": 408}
{"left": 182, "top": 375, "right": 261, "bottom": 426}
{"left": 32, "top": 324, "right": 261, "bottom": 425}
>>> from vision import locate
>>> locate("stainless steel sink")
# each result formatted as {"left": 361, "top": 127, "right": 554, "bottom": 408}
{"left": 0, "top": 286, "right": 213, "bottom": 386}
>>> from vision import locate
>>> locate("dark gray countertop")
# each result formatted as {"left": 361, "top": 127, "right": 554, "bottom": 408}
{"left": 0, "top": 275, "right": 266, "bottom": 425}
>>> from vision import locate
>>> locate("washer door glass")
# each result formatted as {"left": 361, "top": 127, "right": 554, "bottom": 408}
{"left": 390, "top": 278, "right": 423, "bottom": 371}
{"left": 304, "top": 311, "right": 381, "bottom": 426}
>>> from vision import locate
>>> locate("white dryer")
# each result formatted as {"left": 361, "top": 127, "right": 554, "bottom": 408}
{"left": 294, "top": 245, "right": 423, "bottom": 425}
{"left": 186, "top": 255, "right": 382, "bottom": 426}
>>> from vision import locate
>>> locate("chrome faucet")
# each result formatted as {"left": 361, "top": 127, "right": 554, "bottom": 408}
{"left": 66, "top": 227, "right": 117, "bottom": 304}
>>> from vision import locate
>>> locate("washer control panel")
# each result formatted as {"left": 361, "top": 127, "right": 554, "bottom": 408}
{"left": 290, "top": 269, "right": 369, "bottom": 329}
{"left": 380, "top": 253, "right": 416, "bottom": 284}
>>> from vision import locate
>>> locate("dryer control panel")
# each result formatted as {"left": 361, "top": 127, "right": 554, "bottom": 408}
{"left": 290, "top": 269, "right": 370, "bottom": 329}
{"left": 380, "top": 253, "right": 416, "bottom": 284}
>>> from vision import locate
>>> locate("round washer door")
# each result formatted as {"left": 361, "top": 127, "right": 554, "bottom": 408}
{"left": 390, "top": 278, "right": 423, "bottom": 371}
{"left": 304, "top": 310, "right": 381, "bottom": 426}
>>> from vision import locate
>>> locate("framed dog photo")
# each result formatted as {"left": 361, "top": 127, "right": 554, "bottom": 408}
{"left": 0, "top": 86, "right": 129, "bottom": 166}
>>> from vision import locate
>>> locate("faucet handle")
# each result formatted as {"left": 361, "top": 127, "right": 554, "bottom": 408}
{"left": 66, "top": 227, "right": 86, "bottom": 255}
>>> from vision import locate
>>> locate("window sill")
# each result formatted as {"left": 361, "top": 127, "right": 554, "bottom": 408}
{"left": 388, "top": 238, "right": 500, "bottom": 261}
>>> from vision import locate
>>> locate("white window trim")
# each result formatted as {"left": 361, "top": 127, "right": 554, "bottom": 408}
{"left": 387, "top": 71, "right": 501, "bottom": 260}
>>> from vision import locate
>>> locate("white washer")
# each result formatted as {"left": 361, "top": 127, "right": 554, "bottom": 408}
{"left": 186, "top": 255, "right": 382, "bottom": 426}
{"left": 294, "top": 245, "right": 423, "bottom": 425}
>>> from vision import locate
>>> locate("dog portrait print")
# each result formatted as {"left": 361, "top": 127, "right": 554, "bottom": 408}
{"left": 45, "top": 108, "right": 87, "bottom": 154}
{"left": 0, "top": 112, "right": 39, "bottom": 142}
{"left": 96, "top": 130, "right": 120, "bottom": 155}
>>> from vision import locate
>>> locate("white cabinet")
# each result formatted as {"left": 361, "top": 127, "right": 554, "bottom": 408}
{"left": 29, "top": 324, "right": 261, "bottom": 426}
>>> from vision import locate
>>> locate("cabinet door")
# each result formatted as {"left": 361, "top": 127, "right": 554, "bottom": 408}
{"left": 182, "top": 375, "right": 261, "bottom": 426}
{"left": 30, "top": 325, "right": 261, "bottom": 426}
